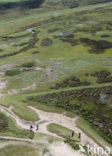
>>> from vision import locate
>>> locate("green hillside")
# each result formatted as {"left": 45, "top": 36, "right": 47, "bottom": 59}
{"left": 0, "top": 1, "right": 112, "bottom": 155}
{"left": 0, "top": 0, "right": 112, "bottom": 9}
{"left": 43, "top": 0, "right": 112, "bottom": 8}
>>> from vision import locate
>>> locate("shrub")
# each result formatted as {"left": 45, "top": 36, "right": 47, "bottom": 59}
{"left": 5, "top": 69, "right": 20, "bottom": 76}
{"left": 65, "top": 139, "right": 80, "bottom": 150}
{"left": 21, "top": 61, "right": 35, "bottom": 68}
{"left": 0, "top": 113, "right": 8, "bottom": 131}
{"left": 28, "top": 131, "right": 34, "bottom": 139}
{"left": 41, "top": 38, "right": 53, "bottom": 46}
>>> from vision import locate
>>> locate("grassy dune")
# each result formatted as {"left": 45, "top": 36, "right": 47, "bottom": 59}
{"left": 0, "top": 1, "right": 112, "bottom": 146}
{"left": 0, "top": 145, "right": 40, "bottom": 156}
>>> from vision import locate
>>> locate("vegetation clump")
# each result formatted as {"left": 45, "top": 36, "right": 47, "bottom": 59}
{"left": 51, "top": 76, "right": 90, "bottom": 89}
{"left": 79, "top": 38, "right": 112, "bottom": 53}
{"left": 29, "top": 86, "right": 112, "bottom": 144}
{"left": 21, "top": 61, "right": 36, "bottom": 68}
{"left": 91, "top": 70, "right": 112, "bottom": 83}
{"left": 5, "top": 69, "right": 20, "bottom": 76}
{"left": 41, "top": 38, "right": 53, "bottom": 46}
{"left": 0, "top": 113, "right": 8, "bottom": 131}
{"left": 65, "top": 139, "right": 80, "bottom": 150}
{"left": 0, "top": 112, "right": 34, "bottom": 139}
{"left": 101, "top": 34, "right": 110, "bottom": 38}
{"left": 47, "top": 123, "right": 73, "bottom": 138}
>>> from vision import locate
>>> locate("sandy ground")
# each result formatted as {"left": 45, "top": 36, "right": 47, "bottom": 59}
{"left": 44, "top": 142, "right": 84, "bottom": 156}
{"left": 0, "top": 105, "right": 111, "bottom": 156}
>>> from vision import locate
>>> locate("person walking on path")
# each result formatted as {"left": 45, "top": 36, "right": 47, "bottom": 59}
{"left": 72, "top": 131, "right": 74, "bottom": 137}
{"left": 36, "top": 124, "right": 39, "bottom": 131}
{"left": 30, "top": 125, "right": 33, "bottom": 132}
{"left": 78, "top": 132, "right": 81, "bottom": 139}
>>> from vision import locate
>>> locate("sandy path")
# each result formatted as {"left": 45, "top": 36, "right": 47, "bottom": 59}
{"left": 8, "top": 83, "right": 37, "bottom": 95}
{"left": 29, "top": 106, "right": 111, "bottom": 156}
{"left": 44, "top": 142, "right": 84, "bottom": 156}
{"left": 0, "top": 105, "right": 32, "bottom": 130}
{"left": 0, "top": 105, "right": 61, "bottom": 138}
{"left": 0, "top": 105, "right": 111, "bottom": 156}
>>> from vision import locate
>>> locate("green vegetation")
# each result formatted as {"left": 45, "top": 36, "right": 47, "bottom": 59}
{"left": 21, "top": 61, "right": 35, "bottom": 68}
{"left": 0, "top": 0, "right": 23, "bottom": 2}
{"left": 0, "top": 145, "right": 40, "bottom": 156}
{"left": 43, "top": 0, "right": 112, "bottom": 8}
{"left": 29, "top": 101, "right": 75, "bottom": 118}
{"left": 0, "top": 112, "right": 34, "bottom": 139}
{"left": 48, "top": 123, "right": 80, "bottom": 150}
{"left": 30, "top": 85, "right": 112, "bottom": 144}
{"left": 77, "top": 118, "right": 108, "bottom": 147}
{"left": 0, "top": 94, "right": 39, "bottom": 121}
{"left": 76, "top": 118, "right": 110, "bottom": 147}
{"left": 0, "top": 0, "right": 44, "bottom": 10}
{"left": 5, "top": 69, "right": 21, "bottom": 76}
{"left": 0, "top": 113, "right": 8, "bottom": 132}
{"left": 0, "top": 0, "right": 112, "bottom": 148}
{"left": 65, "top": 139, "right": 80, "bottom": 150}
{"left": 47, "top": 123, "right": 79, "bottom": 141}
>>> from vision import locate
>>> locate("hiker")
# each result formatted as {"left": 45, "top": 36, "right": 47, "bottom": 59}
{"left": 36, "top": 124, "right": 39, "bottom": 131}
{"left": 30, "top": 125, "right": 33, "bottom": 132}
{"left": 72, "top": 131, "right": 74, "bottom": 137}
{"left": 78, "top": 132, "right": 81, "bottom": 139}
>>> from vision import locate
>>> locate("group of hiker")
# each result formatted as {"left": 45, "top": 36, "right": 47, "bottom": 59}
{"left": 29, "top": 124, "right": 81, "bottom": 139}
{"left": 30, "top": 124, "right": 39, "bottom": 132}
{"left": 72, "top": 130, "right": 81, "bottom": 139}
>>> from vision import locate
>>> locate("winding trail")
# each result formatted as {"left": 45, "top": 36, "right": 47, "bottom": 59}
{"left": 44, "top": 142, "right": 84, "bottom": 156}
{"left": 0, "top": 105, "right": 111, "bottom": 156}
{"left": 0, "top": 105, "right": 61, "bottom": 138}
{"left": 29, "top": 106, "right": 111, "bottom": 155}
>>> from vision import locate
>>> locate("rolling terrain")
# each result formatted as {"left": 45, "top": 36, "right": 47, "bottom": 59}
{"left": 0, "top": 0, "right": 112, "bottom": 9}
{"left": 0, "top": 1, "right": 112, "bottom": 156}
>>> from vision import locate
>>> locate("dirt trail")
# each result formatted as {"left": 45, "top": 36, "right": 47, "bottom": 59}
{"left": 8, "top": 83, "right": 37, "bottom": 95}
{"left": 29, "top": 106, "right": 111, "bottom": 156}
{"left": 0, "top": 105, "right": 111, "bottom": 156}
{"left": 0, "top": 105, "right": 61, "bottom": 138}
{"left": 44, "top": 141, "right": 84, "bottom": 156}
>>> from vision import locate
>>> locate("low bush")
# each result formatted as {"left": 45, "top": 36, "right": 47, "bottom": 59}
{"left": 21, "top": 61, "right": 35, "bottom": 68}
{"left": 0, "top": 113, "right": 8, "bottom": 132}
{"left": 65, "top": 139, "right": 80, "bottom": 150}
{"left": 5, "top": 69, "right": 20, "bottom": 76}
